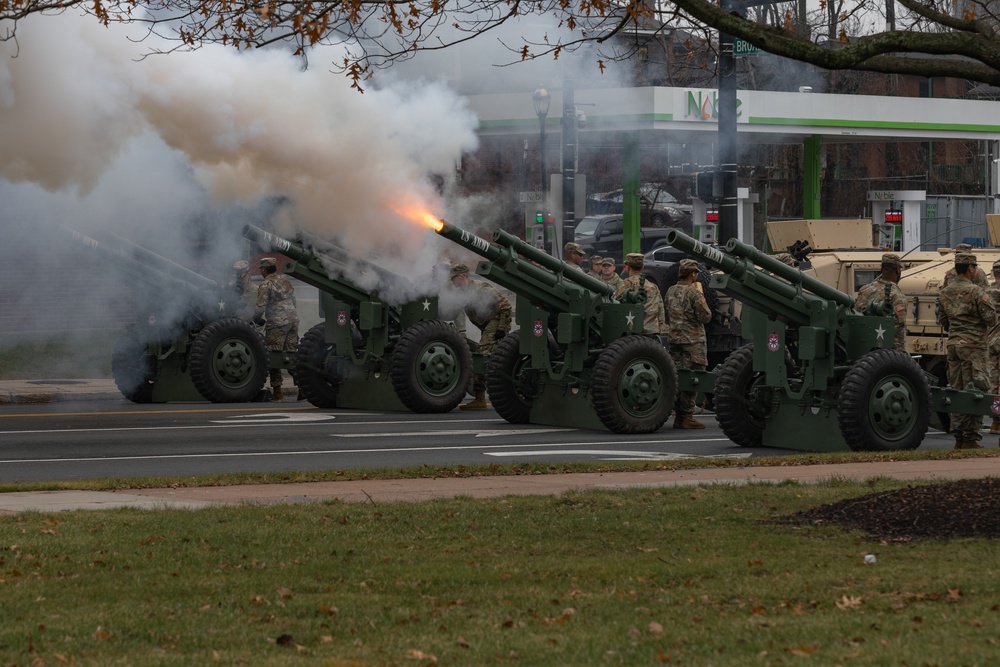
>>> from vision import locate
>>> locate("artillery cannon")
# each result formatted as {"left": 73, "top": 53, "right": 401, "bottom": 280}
{"left": 242, "top": 225, "right": 471, "bottom": 413}
{"left": 433, "top": 220, "right": 676, "bottom": 433}
{"left": 668, "top": 229, "right": 1000, "bottom": 452}
{"left": 65, "top": 227, "right": 268, "bottom": 404}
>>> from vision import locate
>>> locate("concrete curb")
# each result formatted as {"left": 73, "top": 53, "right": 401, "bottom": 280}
{"left": 2, "top": 459, "right": 998, "bottom": 513}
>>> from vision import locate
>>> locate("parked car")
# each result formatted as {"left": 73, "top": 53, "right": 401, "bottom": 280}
{"left": 585, "top": 185, "right": 693, "bottom": 232}
{"left": 574, "top": 215, "right": 672, "bottom": 264}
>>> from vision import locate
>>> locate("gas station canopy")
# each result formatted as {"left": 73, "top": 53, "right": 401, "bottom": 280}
{"left": 467, "top": 86, "right": 1000, "bottom": 144}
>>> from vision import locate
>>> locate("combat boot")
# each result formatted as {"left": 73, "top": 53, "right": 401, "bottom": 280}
{"left": 990, "top": 417, "right": 1000, "bottom": 434}
{"left": 674, "top": 416, "right": 705, "bottom": 430}
{"left": 272, "top": 387, "right": 284, "bottom": 402}
{"left": 459, "top": 391, "right": 489, "bottom": 410}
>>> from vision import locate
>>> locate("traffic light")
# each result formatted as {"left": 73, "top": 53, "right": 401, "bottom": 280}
{"left": 690, "top": 168, "right": 735, "bottom": 204}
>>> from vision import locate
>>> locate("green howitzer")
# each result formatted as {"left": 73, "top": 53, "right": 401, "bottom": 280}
{"left": 242, "top": 224, "right": 472, "bottom": 413}
{"left": 667, "top": 229, "right": 1000, "bottom": 452}
{"left": 434, "top": 220, "right": 676, "bottom": 434}
{"left": 64, "top": 227, "right": 268, "bottom": 404}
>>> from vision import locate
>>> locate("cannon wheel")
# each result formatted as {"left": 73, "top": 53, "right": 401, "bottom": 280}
{"left": 590, "top": 336, "right": 677, "bottom": 434}
{"left": 486, "top": 332, "right": 535, "bottom": 424}
{"left": 188, "top": 318, "right": 268, "bottom": 403}
{"left": 390, "top": 320, "right": 472, "bottom": 413}
{"left": 713, "top": 343, "right": 773, "bottom": 448}
{"left": 295, "top": 322, "right": 341, "bottom": 409}
{"left": 111, "top": 326, "right": 156, "bottom": 404}
{"left": 837, "top": 349, "right": 931, "bottom": 452}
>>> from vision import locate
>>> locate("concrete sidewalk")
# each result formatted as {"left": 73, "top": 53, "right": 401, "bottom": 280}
{"left": 0, "top": 378, "right": 122, "bottom": 404}
{"left": 1, "top": 458, "right": 998, "bottom": 514}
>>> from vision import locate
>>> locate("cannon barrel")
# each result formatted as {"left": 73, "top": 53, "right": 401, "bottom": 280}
{"left": 492, "top": 229, "right": 614, "bottom": 298}
{"left": 665, "top": 229, "right": 857, "bottom": 325}
{"left": 107, "top": 232, "right": 219, "bottom": 291}
{"left": 723, "top": 236, "right": 855, "bottom": 309}
{"left": 243, "top": 223, "right": 384, "bottom": 306}
{"left": 295, "top": 229, "right": 414, "bottom": 293}
{"left": 64, "top": 226, "right": 215, "bottom": 295}
{"left": 435, "top": 220, "right": 614, "bottom": 300}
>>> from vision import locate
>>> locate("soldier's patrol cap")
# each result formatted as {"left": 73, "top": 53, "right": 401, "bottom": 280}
{"left": 232, "top": 260, "right": 250, "bottom": 272}
{"left": 880, "top": 253, "right": 902, "bottom": 268}
{"left": 955, "top": 243, "right": 973, "bottom": 252}
{"left": 259, "top": 257, "right": 277, "bottom": 268}
{"left": 564, "top": 242, "right": 586, "bottom": 256}
{"left": 600, "top": 257, "right": 616, "bottom": 266}
{"left": 992, "top": 259, "right": 1000, "bottom": 271}
{"left": 624, "top": 253, "right": 644, "bottom": 269}
{"left": 448, "top": 263, "right": 470, "bottom": 279}
{"left": 679, "top": 258, "right": 700, "bottom": 274}
{"left": 955, "top": 252, "right": 978, "bottom": 265}
{"left": 589, "top": 255, "right": 603, "bottom": 264}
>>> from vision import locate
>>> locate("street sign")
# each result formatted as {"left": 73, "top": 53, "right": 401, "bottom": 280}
{"left": 519, "top": 191, "right": 544, "bottom": 203}
{"left": 733, "top": 38, "right": 761, "bottom": 56}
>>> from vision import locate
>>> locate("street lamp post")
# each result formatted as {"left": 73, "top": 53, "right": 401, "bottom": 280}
{"left": 532, "top": 87, "right": 551, "bottom": 252}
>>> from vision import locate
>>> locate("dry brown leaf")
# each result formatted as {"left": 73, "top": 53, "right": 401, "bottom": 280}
{"left": 836, "top": 595, "right": 862, "bottom": 610}
{"left": 406, "top": 649, "right": 438, "bottom": 663}
{"left": 648, "top": 621, "right": 664, "bottom": 634}
{"left": 456, "top": 635, "right": 470, "bottom": 648}
{"left": 788, "top": 643, "right": 819, "bottom": 656}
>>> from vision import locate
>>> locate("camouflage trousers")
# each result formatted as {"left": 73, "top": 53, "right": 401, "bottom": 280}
{"left": 669, "top": 342, "right": 707, "bottom": 419}
{"left": 265, "top": 322, "right": 299, "bottom": 389}
{"left": 947, "top": 344, "right": 990, "bottom": 444}
{"left": 471, "top": 314, "right": 512, "bottom": 393}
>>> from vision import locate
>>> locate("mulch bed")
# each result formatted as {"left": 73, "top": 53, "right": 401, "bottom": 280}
{"left": 772, "top": 478, "right": 1000, "bottom": 542}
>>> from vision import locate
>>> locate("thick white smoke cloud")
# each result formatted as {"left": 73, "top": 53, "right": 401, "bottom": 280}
{"left": 0, "top": 11, "right": 480, "bottom": 253}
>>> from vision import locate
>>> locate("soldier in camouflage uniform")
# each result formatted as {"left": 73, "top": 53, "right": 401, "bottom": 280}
{"left": 938, "top": 252, "right": 999, "bottom": 449}
{"left": 943, "top": 243, "right": 989, "bottom": 288}
{"left": 564, "top": 242, "right": 587, "bottom": 271}
{"left": 987, "top": 258, "right": 1000, "bottom": 433}
{"left": 254, "top": 257, "right": 300, "bottom": 401}
{"left": 615, "top": 253, "right": 666, "bottom": 334}
{"left": 588, "top": 255, "right": 604, "bottom": 279}
{"left": 224, "top": 259, "right": 257, "bottom": 322}
{"left": 666, "top": 258, "right": 714, "bottom": 429}
{"left": 600, "top": 257, "right": 624, "bottom": 292}
{"left": 449, "top": 263, "right": 513, "bottom": 410}
{"left": 854, "top": 252, "right": 908, "bottom": 351}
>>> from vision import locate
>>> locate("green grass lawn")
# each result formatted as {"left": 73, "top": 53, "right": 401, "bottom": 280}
{"left": 2, "top": 480, "right": 997, "bottom": 666}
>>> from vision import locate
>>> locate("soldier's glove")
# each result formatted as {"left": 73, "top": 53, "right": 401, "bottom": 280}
{"left": 495, "top": 330, "right": 506, "bottom": 341}
{"left": 253, "top": 316, "right": 266, "bottom": 327}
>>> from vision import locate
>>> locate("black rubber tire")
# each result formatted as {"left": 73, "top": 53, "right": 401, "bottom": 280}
{"left": 390, "top": 320, "right": 472, "bottom": 413}
{"left": 713, "top": 343, "right": 769, "bottom": 447}
{"left": 111, "top": 326, "right": 156, "bottom": 403}
{"left": 590, "top": 336, "right": 677, "bottom": 434}
{"left": 188, "top": 318, "right": 269, "bottom": 403}
{"left": 837, "top": 349, "right": 931, "bottom": 452}
{"left": 485, "top": 332, "right": 535, "bottom": 424}
{"left": 294, "top": 322, "right": 341, "bottom": 409}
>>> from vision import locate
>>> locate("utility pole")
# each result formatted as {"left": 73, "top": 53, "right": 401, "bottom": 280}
{"left": 562, "top": 78, "right": 577, "bottom": 252}
{"left": 717, "top": 0, "right": 739, "bottom": 244}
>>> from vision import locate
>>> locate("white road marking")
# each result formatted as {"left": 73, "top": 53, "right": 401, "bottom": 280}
{"left": 332, "top": 428, "right": 569, "bottom": 438}
{"left": 0, "top": 417, "right": 508, "bottom": 436}
{"left": 0, "top": 438, "right": 734, "bottom": 465}
{"left": 210, "top": 413, "right": 338, "bottom": 424}
{"left": 486, "top": 450, "right": 754, "bottom": 461}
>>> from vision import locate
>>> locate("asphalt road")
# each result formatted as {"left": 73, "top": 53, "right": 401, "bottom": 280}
{"left": 0, "top": 399, "right": 960, "bottom": 483}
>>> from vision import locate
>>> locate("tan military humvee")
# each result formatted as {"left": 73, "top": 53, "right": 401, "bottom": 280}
{"left": 767, "top": 218, "right": 948, "bottom": 380}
